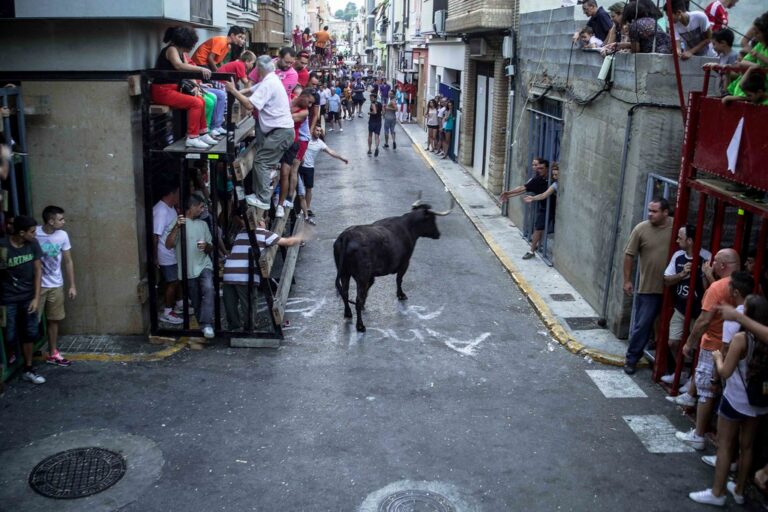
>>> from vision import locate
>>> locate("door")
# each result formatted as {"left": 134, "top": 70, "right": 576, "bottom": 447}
{"left": 473, "top": 75, "right": 487, "bottom": 175}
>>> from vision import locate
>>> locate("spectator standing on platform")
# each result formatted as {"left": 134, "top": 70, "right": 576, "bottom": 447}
{"left": 164, "top": 194, "right": 215, "bottom": 339}
{"left": 292, "top": 25, "right": 303, "bottom": 52}
{"left": 153, "top": 184, "right": 184, "bottom": 325}
{"left": 302, "top": 28, "right": 313, "bottom": 52}
{"left": 574, "top": 0, "right": 613, "bottom": 43}
{"left": 191, "top": 26, "right": 247, "bottom": 71}
{"left": 248, "top": 47, "right": 297, "bottom": 97}
{"left": 313, "top": 26, "right": 331, "bottom": 65}
{"left": 622, "top": 197, "right": 674, "bottom": 374}
{"left": 619, "top": 1, "right": 671, "bottom": 54}
{"left": 670, "top": 0, "right": 715, "bottom": 59}
{"left": 675, "top": 249, "right": 740, "bottom": 450}
{"left": 225, "top": 56, "right": 295, "bottom": 211}
{"left": 35, "top": 206, "right": 76, "bottom": 367}
{"left": 704, "top": 29, "right": 738, "bottom": 96}
{"left": 705, "top": 0, "right": 738, "bottom": 32}
{"left": 0, "top": 216, "right": 45, "bottom": 384}
{"left": 151, "top": 27, "right": 217, "bottom": 150}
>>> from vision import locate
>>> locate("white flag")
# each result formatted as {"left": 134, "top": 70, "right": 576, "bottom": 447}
{"left": 727, "top": 117, "right": 744, "bottom": 174}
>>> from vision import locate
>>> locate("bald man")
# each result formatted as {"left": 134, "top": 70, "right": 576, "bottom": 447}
{"left": 675, "top": 248, "right": 740, "bottom": 450}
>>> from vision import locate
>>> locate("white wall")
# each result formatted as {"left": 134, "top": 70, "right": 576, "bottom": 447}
{"left": 520, "top": 0, "right": 580, "bottom": 17}
{"left": 427, "top": 39, "right": 464, "bottom": 69}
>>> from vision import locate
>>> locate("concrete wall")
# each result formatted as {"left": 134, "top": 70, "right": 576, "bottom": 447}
{"left": 512, "top": 7, "right": 717, "bottom": 336}
{"left": 23, "top": 81, "right": 145, "bottom": 335}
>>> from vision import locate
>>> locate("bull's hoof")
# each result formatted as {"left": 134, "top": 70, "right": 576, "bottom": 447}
{"left": 356, "top": 324, "right": 366, "bottom": 332}
{"left": 397, "top": 293, "right": 408, "bottom": 301}
{"left": 344, "top": 310, "right": 353, "bottom": 319}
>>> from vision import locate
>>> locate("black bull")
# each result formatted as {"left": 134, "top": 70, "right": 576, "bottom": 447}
{"left": 333, "top": 196, "right": 454, "bottom": 332}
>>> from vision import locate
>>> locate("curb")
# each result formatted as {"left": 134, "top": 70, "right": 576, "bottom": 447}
{"left": 409, "top": 137, "right": 625, "bottom": 367}
{"left": 41, "top": 337, "right": 189, "bottom": 364}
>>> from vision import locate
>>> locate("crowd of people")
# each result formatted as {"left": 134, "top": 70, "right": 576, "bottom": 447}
{"left": 145, "top": 24, "right": 423, "bottom": 339}
{"left": 607, "top": 194, "right": 768, "bottom": 506}
{"left": 570, "top": 0, "right": 768, "bottom": 106}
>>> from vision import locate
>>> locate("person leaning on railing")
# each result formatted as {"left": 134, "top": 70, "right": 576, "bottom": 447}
{"left": 603, "top": 0, "right": 671, "bottom": 54}
{"left": 150, "top": 26, "right": 218, "bottom": 150}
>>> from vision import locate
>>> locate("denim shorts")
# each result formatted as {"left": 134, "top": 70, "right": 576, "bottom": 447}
{"left": 160, "top": 264, "right": 178, "bottom": 283}
{"left": 4, "top": 300, "right": 39, "bottom": 345}
{"left": 719, "top": 396, "right": 750, "bottom": 421}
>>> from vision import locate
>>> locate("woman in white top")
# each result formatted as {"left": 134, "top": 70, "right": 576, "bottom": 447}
{"left": 424, "top": 99, "right": 439, "bottom": 152}
{"left": 689, "top": 294, "right": 768, "bottom": 506}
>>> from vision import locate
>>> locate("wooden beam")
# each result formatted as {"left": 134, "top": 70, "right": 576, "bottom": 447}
{"left": 233, "top": 139, "right": 258, "bottom": 181}
{"left": 127, "top": 75, "right": 142, "bottom": 96}
{"left": 272, "top": 215, "right": 304, "bottom": 325}
{"left": 258, "top": 208, "right": 292, "bottom": 277}
{"left": 150, "top": 104, "right": 170, "bottom": 115}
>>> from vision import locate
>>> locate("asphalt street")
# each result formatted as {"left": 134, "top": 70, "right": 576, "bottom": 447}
{"left": 0, "top": 108, "right": 731, "bottom": 511}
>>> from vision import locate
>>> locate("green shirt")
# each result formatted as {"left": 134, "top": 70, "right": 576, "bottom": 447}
{"left": 166, "top": 218, "right": 213, "bottom": 279}
{"left": 728, "top": 42, "right": 768, "bottom": 97}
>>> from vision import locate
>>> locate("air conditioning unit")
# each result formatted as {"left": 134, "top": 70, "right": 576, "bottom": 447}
{"left": 434, "top": 10, "right": 446, "bottom": 34}
{"left": 502, "top": 35, "right": 514, "bottom": 59}
{"left": 469, "top": 38, "right": 487, "bottom": 57}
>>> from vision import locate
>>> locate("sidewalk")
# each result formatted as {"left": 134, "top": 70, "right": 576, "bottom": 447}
{"left": 400, "top": 122, "right": 629, "bottom": 366}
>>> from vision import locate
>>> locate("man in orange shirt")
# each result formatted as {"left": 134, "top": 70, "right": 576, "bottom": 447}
{"left": 191, "top": 26, "right": 247, "bottom": 71}
{"left": 313, "top": 26, "right": 331, "bottom": 62}
{"left": 675, "top": 248, "right": 740, "bottom": 450}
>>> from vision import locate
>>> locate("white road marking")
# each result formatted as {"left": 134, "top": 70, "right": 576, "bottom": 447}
{"left": 586, "top": 370, "right": 648, "bottom": 398}
{"left": 623, "top": 415, "right": 696, "bottom": 453}
{"left": 400, "top": 304, "right": 444, "bottom": 320}
{"left": 427, "top": 328, "right": 490, "bottom": 356}
{"left": 284, "top": 296, "right": 326, "bottom": 317}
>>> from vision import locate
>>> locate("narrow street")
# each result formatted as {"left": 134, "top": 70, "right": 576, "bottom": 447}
{"left": 1, "top": 113, "right": 722, "bottom": 511}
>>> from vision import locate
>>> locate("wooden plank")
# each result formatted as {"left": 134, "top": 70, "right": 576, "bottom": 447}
{"left": 127, "top": 75, "right": 142, "bottom": 96}
{"left": 271, "top": 215, "right": 304, "bottom": 325}
{"left": 161, "top": 115, "right": 255, "bottom": 153}
{"left": 258, "top": 208, "right": 292, "bottom": 277}
{"left": 233, "top": 139, "right": 258, "bottom": 181}
{"left": 246, "top": 206, "right": 267, "bottom": 230}
{"left": 150, "top": 104, "right": 170, "bottom": 115}
{"left": 230, "top": 337, "right": 280, "bottom": 348}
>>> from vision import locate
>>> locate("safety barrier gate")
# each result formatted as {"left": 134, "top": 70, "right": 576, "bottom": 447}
{"left": 655, "top": 66, "right": 768, "bottom": 391}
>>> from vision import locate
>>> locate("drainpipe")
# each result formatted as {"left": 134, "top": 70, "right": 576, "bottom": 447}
{"left": 501, "top": 28, "right": 517, "bottom": 217}
{"left": 599, "top": 102, "right": 680, "bottom": 327}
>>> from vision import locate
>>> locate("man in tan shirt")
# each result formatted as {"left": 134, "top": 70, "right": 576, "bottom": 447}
{"left": 623, "top": 197, "right": 674, "bottom": 374}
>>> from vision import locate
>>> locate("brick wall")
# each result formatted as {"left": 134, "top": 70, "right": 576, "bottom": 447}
{"left": 458, "top": 51, "right": 475, "bottom": 168}
{"left": 446, "top": 0, "right": 518, "bottom": 32}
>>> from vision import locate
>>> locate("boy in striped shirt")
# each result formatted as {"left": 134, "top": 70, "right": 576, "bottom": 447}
{"left": 223, "top": 217, "right": 305, "bottom": 330}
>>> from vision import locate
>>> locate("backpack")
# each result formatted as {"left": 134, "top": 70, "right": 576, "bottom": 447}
{"left": 740, "top": 333, "right": 768, "bottom": 407}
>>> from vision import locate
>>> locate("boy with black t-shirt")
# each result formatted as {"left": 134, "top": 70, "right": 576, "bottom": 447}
{"left": 367, "top": 93, "right": 383, "bottom": 157}
{"left": 0, "top": 216, "right": 45, "bottom": 384}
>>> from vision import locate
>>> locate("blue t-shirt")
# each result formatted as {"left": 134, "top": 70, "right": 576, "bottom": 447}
{"left": 328, "top": 94, "right": 341, "bottom": 112}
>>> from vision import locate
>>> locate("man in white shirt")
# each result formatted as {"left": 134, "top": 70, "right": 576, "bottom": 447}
{"left": 36, "top": 206, "right": 77, "bottom": 366}
{"left": 153, "top": 185, "right": 184, "bottom": 325}
{"left": 226, "top": 55, "right": 295, "bottom": 212}
{"left": 670, "top": 0, "right": 716, "bottom": 59}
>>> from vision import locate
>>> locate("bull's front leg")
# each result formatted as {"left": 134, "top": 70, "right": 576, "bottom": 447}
{"left": 395, "top": 263, "right": 410, "bottom": 300}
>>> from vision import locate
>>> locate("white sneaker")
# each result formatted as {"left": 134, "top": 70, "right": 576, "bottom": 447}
{"left": 727, "top": 481, "right": 745, "bottom": 505}
{"left": 666, "top": 392, "right": 696, "bottom": 407}
{"left": 199, "top": 134, "right": 218, "bottom": 145}
{"left": 340, "top": 128, "right": 343, "bottom": 132}
{"left": 22, "top": 370, "right": 46, "bottom": 384}
{"left": 283, "top": 200, "right": 293, "bottom": 209}
{"left": 688, "top": 489, "right": 726, "bottom": 506}
{"left": 679, "top": 377, "right": 691, "bottom": 394}
{"left": 275, "top": 205, "right": 285, "bottom": 218}
{"left": 212, "top": 127, "right": 227, "bottom": 136}
{"left": 245, "top": 195, "right": 270, "bottom": 210}
{"left": 270, "top": 169, "right": 279, "bottom": 180}
{"left": 185, "top": 137, "right": 209, "bottom": 149}
{"left": 701, "top": 455, "right": 738, "bottom": 472}
{"left": 202, "top": 326, "right": 214, "bottom": 339}
{"left": 328, "top": 128, "right": 334, "bottom": 132}
{"left": 661, "top": 374, "right": 675, "bottom": 384}
{"left": 676, "top": 429, "right": 706, "bottom": 450}
{"left": 160, "top": 311, "right": 184, "bottom": 325}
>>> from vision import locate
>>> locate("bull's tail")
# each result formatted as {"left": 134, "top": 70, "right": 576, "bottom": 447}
{"left": 333, "top": 234, "right": 357, "bottom": 305}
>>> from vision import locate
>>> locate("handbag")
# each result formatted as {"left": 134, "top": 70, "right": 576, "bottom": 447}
{"left": 738, "top": 333, "right": 768, "bottom": 407}
{"left": 179, "top": 79, "right": 198, "bottom": 96}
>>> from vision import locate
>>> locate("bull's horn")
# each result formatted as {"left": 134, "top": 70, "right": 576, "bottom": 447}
{"left": 412, "top": 191, "right": 424, "bottom": 208}
{"left": 429, "top": 196, "right": 455, "bottom": 216}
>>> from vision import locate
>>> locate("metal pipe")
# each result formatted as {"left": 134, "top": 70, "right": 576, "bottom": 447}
{"left": 599, "top": 103, "right": 680, "bottom": 325}
{"left": 664, "top": 0, "right": 688, "bottom": 124}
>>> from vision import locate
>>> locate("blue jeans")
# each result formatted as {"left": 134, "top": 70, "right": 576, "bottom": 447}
{"left": 188, "top": 268, "right": 214, "bottom": 329}
{"left": 202, "top": 86, "right": 226, "bottom": 131}
{"left": 4, "top": 300, "right": 39, "bottom": 356}
{"left": 625, "top": 293, "right": 662, "bottom": 365}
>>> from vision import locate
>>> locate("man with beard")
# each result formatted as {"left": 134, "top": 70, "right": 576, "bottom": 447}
{"left": 249, "top": 47, "right": 297, "bottom": 96}
{"left": 295, "top": 50, "right": 310, "bottom": 87}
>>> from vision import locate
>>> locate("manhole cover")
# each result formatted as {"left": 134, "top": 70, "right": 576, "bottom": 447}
{"left": 378, "top": 489, "right": 456, "bottom": 512}
{"left": 29, "top": 447, "right": 126, "bottom": 499}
